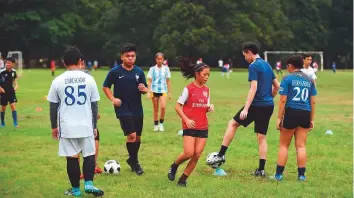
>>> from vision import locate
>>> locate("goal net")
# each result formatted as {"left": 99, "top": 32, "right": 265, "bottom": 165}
{"left": 264, "top": 51, "right": 324, "bottom": 72}
{"left": 7, "top": 51, "right": 23, "bottom": 76}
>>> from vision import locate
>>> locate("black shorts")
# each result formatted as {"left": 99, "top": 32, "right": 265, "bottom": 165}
{"left": 233, "top": 105, "right": 274, "bottom": 135}
{"left": 118, "top": 116, "right": 143, "bottom": 136}
{"left": 183, "top": 129, "right": 208, "bottom": 138}
{"left": 95, "top": 129, "right": 100, "bottom": 141}
{"left": 150, "top": 92, "right": 166, "bottom": 98}
{"left": 282, "top": 108, "right": 311, "bottom": 129}
{"left": 0, "top": 93, "right": 17, "bottom": 106}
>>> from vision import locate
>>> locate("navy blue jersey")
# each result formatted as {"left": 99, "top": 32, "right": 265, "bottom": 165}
{"left": 103, "top": 65, "right": 147, "bottom": 117}
{"left": 0, "top": 69, "right": 17, "bottom": 94}
{"left": 279, "top": 71, "right": 317, "bottom": 111}
{"left": 248, "top": 57, "right": 276, "bottom": 106}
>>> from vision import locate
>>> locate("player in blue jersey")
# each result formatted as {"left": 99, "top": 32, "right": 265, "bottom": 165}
{"left": 147, "top": 52, "right": 172, "bottom": 132}
{"left": 273, "top": 54, "right": 317, "bottom": 181}
{"left": 211, "top": 42, "right": 280, "bottom": 176}
{"left": 103, "top": 43, "right": 148, "bottom": 176}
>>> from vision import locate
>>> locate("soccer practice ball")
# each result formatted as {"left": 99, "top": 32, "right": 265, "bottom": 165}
{"left": 206, "top": 152, "right": 225, "bottom": 169}
{"left": 103, "top": 160, "right": 121, "bottom": 174}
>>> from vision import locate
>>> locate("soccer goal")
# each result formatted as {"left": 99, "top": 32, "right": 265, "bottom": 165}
{"left": 7, "top": 51, "right": 23, "bottom": 75}
{"left": 264, "top": 51, "right": 324, "bottom": 71}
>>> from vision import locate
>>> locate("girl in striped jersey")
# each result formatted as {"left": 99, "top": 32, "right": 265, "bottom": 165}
{"left": 167, "top": 57, "right": 214, "bottom": 187}
{"left": 147, "top": 53, "right": 172, "bottom": 131}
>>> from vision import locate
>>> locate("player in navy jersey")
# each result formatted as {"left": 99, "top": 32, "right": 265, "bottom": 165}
{"left": 0, "top": 57, "right": 19, "bottom": 128}
{"left": 211, "top": 42, "right": 280, "bottom": 176}
{"left": 103, "top": 43, "right": 148, "bottom": 176}
{"left": 273, "top": 54, "right": 317, "bottom": 181}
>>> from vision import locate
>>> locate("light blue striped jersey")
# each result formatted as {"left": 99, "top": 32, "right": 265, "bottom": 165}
{"left": 147, "top": 65, "right": 171, "bottom": 93}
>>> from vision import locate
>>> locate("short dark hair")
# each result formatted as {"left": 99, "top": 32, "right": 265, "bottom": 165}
{"left": 177, "top": 57, "right": 209, "bottom": 79}
{"left": 120, "top": 43, "right": 136, "bottom": 55}
{"left": 62, "top": 46, "right": 84, "bottom": 66}
{"left": 286, "top": 54, "right": 304, "bottom": 69}
{"left": 242, "top": 42, "right": 260, "bottom": 54}
{"left": 6, "top": 57, "right": 16, "bottom": 63}
{"left": 302, "top": 53, "right": 312, "bottom": 59}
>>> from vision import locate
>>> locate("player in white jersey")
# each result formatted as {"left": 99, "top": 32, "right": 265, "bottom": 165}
{"left": 147, "top": 52, "right": 171, "bottom": 131}
{"left": 301, "top": 54, "right": 317, "bottom": 85}
{"left": 47, "top": 46, "right": 104, "bottom": 197}
{"left": 218, "top": 58, "right": 223, "bottom": 68}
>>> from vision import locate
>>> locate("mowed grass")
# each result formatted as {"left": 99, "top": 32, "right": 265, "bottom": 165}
{"left": 0, "top": 68, "right": 352, "bottom": 198}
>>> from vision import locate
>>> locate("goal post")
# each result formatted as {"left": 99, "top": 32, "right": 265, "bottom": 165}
{"left": 7, "top": 51, "right": 23, "bottom": 75}
{"left": 264, "top": 51, "right": 324, "bottom": 72}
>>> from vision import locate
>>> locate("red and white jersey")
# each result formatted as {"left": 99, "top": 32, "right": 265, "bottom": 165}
{"left": 223, "top": 64, "right": 230, "bottom": 69}
{"left": 276, "top": 61, "right": 281, "bottom": 70}
{"left": 177, "top": 83, "right": 210, "bottom": 130}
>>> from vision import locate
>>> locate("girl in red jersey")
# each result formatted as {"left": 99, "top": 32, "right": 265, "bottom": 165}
{"left": 167, "top": 57, "right": 214, "bottom": 187}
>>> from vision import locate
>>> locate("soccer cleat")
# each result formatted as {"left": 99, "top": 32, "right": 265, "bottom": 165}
{"left": 14, "top": 124, "right": 19, "bottom": 128}
{"left": 273, "top": 174, "right": 283, "bottom": 181}
{"left": 133, "top": 163, "right": 144, "bottom": 176}
{"left": 158, "top": 124, "right": 164, "bottom": 132}
{"left": 126, "top": 158, "right": 135, "bottom": 172}
{"left": 298, "top": 175, "right": 306, "bottom": 181}
{"left": 253, "top": 169, "right": 266, "bottom": 177}
{"left": 84, "top": 185, "right": 104, "bottom": 197}
{"left": 210, "top": 155, "right": 226, "bottom": 165}
{"left": 153, "top": 125, "right": 159, "bottom": 132}
{"left": 64, "top": 188, "right": 82, "bottom": 197}
{"left": 168, "top": 165, "right": 177, "bottom": 181}
{"left": 177, "top": 180, "right": 187, "bottom": 187}
{"left": 94, "top": 166, "right": 103, "bottom": 174}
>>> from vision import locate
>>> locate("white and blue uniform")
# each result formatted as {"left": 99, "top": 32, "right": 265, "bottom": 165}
{"left": 147, "top": 65, "right": 171, "bottom": 93}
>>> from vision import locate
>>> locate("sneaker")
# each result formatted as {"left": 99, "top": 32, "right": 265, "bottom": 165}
{"left": 158, "top": 124, "right": 164, "bottom": 131}
{"left": 133, "top": 163, "right": 144, "bottom": 176}
{"left": 298, "top": 175, "right": 306, "bottom": 181}
{"left": 94, "top": 166, "right": 103, "bottom": 174}
{"left": 64, "top": 188, "right": 82, "bottom": 196}
{"left": 80, "top": 174, "right": 84, "bottom": 180}
{"left": 14, "top": 124, "right": 19, "bottom": 128}
{"left": 153, "top": 125, "right": 159, "bottom": 132}
{"left": 126, "top": 158, "right": 135, "bottom": 172}
{"left": 177, "top": 180, "right": 187, "bottom": 187}
{"left": 168, "top": 165, "right": 177, "bottom": 181}
{"left": 0, "top": 123, "right": 5, "bottom": 128}
{"left": 84, "top": 184, "right": 104, "bottom": 197}
{"left": 253, "top": 168, "right": 266, "bottom": 177}
{"left": 272, "top": 174, "right": 283, "bottom": 181}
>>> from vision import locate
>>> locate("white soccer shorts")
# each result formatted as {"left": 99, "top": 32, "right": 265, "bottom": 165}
{"left": 58, "top": 136, "right": 95, "bottom": 157}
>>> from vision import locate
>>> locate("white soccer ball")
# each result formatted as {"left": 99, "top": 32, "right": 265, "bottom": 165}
{"left": 103, "top": 160, "right": 121, "bottom": 174}
{"left": 206, "top": 152, "right": 225, "bottom": 169}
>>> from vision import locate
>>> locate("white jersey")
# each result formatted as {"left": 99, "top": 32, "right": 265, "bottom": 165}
{"left": 301, "top": 67, "right": 317, "bottom": 80}
{"left": 0, "top": 60, "right": 4, "bottom": 70}
{"left": 218, "top": 60, "right": 223, "bottom": 67}
{"left": 147, "top": 65, "right": 171, "bottom": 93}
{"left": 47, "top": 70, "right": 100, "bottom": 138}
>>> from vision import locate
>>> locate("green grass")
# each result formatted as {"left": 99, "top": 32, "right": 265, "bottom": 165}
{"left": 0, "top": 69, "right": 352, "bottom": 198}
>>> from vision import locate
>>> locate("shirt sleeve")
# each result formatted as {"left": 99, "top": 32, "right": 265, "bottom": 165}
{"left": 311, "top": 70, "right": 317, "bottom": 80}
{"left": 166, "top": 67, "right": 171, "bottom": 79}
{"left": 103, "top": 70, "right": 114, "bottom": 88}
{"left": 177, "top": 87, "right": 189, "bottom": 104}
{"left": 147, "top": 68, "right": 152, "bottom": 79}
{"left": 207, "top": 89, "right": 210, "bottom": 105}
{"left": 248, "top": 64, "right": 258, "bottom": 81}
{"left": 47, "top": 80, "right": 59, "bottom": 103}
{"left": 90, "top": 77, "right": 100, "bottom": 102}
{"left": 139, "top": 70, "right": 148, "bottom": 87}
{"left": 279, "top": 78, "right": 289, "bottom": 95}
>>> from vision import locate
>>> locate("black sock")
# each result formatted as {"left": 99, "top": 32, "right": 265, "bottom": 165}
{"left": 154, "top": 120, "right": 158, "bottom": 125}
{"left": 66, "top": 157, "right": 80, "bottom": 188}
{"left": 83, "top": 155, "right": 95, "bottom": 181}
{"left": 218, "top": 145, "right": 228, "bottom": 157}
{"left": 298, "top": 167, "right": 306, "bottom": 176}
{"left": 259, "top": 159, "right": 266, "bottom": 171}
{"left": 159, "top": 119, "right": 164, "bottom": 124}
{"left": 136, "top": 141, "right": 141, "bottom": 152}
{"left": 276, "top": 165, "right": 285, "bottom": 175}
{"left": 126, "top": 142, "right": 137, "bottom": 163}
{"left": 179, "top": 173, "right": 188, "bottom": 181}
{"left": 136, "top": 141, "right": 140, "bottom": 162}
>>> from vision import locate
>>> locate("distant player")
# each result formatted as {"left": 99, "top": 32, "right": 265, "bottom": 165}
{"left": 218, "top": 58, "right": 223, "bottom": 68}
{"left": 276, "top": 60, "right": 282, "bottom": 76}
{"left": 87, "top": 61, "right": 93, "bottom": 71}
{"left": 312, "top": 61, "right": 319, "bottom": 73}
{"left": 93, "top": 60, "right": 98, "bottom": 70}
{"left": 47, "top": 46, "right": 104, "bottom": 196}
{"left": 50, "top": 59, "right": 56, "bottom": 77}
{"left": 273, "top": 54, "right": 317, "bottom": 181}
{"left": 0, "top": 56, "right": 4, "bottom": 70}
{"left": 211, "top": 42, "right": 280, "bottom": 177}
{"left": 103, "top": 43, "right": 148, "bottom": 176}
{"left": 301, "top": 54, "right": 317, "bottom": 85}
{"left": 332, "top": 61, "right": 336, "bottom": 73}
{"left": 0, "top": 57, "right": 19, "bottom": 128}
{"left": 147, "top": 52, "right": 172, "bottom": 132}
{"left": 167, "top": 57, "right": 214, "bottom": 187}
{"left": 163, "top": 59, "right": 169, "bottom": 67}
{"left": 196, "top": 58, "right": 202, "bottom": 64}
{"left": 221, "top": 63, "right": 230, "bottom": 79}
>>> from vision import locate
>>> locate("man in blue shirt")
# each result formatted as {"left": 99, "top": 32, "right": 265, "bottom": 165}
{"left": 103, "top": 43, "right": 148, "bottom": 176}
{"left": 212, "top": 42, "right": 280, "bottom": 177}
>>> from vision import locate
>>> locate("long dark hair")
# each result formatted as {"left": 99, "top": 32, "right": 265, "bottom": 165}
{"left": 177, "top": 57, "right": 208, "bottom": 79}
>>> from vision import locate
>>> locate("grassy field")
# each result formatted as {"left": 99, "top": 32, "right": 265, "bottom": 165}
{"left": 0, "top": 69, "right": 352, "bottom": 198}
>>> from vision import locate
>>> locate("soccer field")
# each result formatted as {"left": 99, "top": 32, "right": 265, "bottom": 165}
{"left": 0, "top": 69, "right": 352, "bottom": 198}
